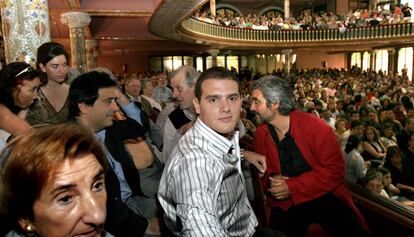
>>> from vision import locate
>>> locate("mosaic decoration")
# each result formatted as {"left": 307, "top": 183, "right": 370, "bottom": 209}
{"left": 1, "top": 0, "right": 50, "bottom": 65}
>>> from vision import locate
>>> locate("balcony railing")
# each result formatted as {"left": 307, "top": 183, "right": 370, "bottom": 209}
{"left": 179, "top": 17, "right": 414, "bottom": 46}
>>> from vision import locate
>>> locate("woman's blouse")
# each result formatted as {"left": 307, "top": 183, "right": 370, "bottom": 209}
{"left": 26, "top": 89, "right": 69, "bottom": 126}
{"left": 362, "top": 140, "right": 386, "bottom": 165}
{"left": 345, "top": 149, "right": 367, "bottom": 183}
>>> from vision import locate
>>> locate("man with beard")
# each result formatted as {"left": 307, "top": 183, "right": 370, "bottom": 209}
{"left": 250, "top": 75, "right": 368, "bottom": 237}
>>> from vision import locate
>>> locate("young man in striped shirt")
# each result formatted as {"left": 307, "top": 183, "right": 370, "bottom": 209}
{"left": 158, "top": 67, "right": 284, "bottom": 237}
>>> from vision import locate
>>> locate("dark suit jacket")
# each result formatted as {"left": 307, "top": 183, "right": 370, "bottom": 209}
{"left": 104, "top": 167, "right": 148, "bottom": 237}
{"left": 102, "top": 118, "right": 150, "bottom": 237}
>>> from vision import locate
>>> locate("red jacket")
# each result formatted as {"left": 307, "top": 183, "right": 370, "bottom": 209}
{"left": 254, "top": 110, "right": 368, "bottom": 229}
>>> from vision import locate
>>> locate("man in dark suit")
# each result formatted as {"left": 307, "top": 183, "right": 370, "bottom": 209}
{"left": 68, "top": 71, "right": 159, "bottom": 237}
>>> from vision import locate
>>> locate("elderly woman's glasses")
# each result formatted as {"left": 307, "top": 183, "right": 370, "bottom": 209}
{"left": 14, "top": 66, "right": 35, "bottom": 78}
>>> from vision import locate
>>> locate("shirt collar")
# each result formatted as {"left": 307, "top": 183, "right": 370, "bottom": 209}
{"left": 96, "top": 130, "right": 106, "bottom": 142}
{"left": 193, "top": 117, "right": 239, "bottom": 158}
{"left": 126, "top": 93, "right": 140, "bottom": 102}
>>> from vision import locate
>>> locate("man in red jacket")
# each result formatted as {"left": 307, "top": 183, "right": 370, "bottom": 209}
{"left": 250, "top": 75, "right": 368, "bottom": 237}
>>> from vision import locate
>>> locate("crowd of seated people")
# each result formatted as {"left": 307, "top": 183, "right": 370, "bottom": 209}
{"left": 194, "top": 3, "right": 412, "bottom": 32}
{"left": 247, "top": 66, "right": 414, "bottom": 208}
{"left": 106, "top": 62, "right": 414, "bottom": 214}
{"left": 122, "top": 64, "right": 414, "bottom": 207}
{"left": 3, "top": 40, "right": 414, "bottom": 235}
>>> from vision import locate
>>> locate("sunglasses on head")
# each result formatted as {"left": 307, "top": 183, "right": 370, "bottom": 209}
{"left": 14, "top": 66, "right": 36, "bottom": 78}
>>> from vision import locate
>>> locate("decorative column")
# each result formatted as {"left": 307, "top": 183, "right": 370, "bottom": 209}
{"left": 208, "top": 49, "right": 220, "bottom": 67}
{"left": 412, "top": 51, "right": 414, "bottom": 83}
{"left": 371, "top": 0, "right": 378, "bottom": 11}
{"left": 210, "top": 0, "right": 216, "bottom": 17}
{"left": 284, "top": 0, "right": 290, "bottom": 19}
{"left": 282, "top": 49, "right": 292, "bottom": 78}
{"left": 85, "top": 39, "right": 97, "bottom": 70}
{"left": 61, "top": 12, "right": 91, "bottom": 73}
{"left": 1, "top": 0, "right": 51, "bottom": 64}
{"left": 387, "top": 49, "right": 396, "bottom": 76}
{"left": 370, "top": 50, "right": 376, "bottom": 71}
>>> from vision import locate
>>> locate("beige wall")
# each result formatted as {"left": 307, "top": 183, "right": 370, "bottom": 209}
{"left": 295, "top": 50, "right": 347, "bottom": 70}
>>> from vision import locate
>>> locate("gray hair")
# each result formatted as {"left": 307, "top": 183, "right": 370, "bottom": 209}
{"left": 168, "top": 65, "right": 200, "bottom": 88}
{"left": 141, "top": 78, "right": 151, "bottom": 90}
{"left": 251, "top": 75, "right": 296, "bottom": 115}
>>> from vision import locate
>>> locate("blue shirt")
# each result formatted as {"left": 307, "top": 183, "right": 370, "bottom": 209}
{"left": 121, "top": 102, "right": 142, "bottom": 125}
{"left": 96, "top": 130, "right": 132, "bottom": 202}
{"left": 94, "top": 101, "right": 144, "bottom": 202}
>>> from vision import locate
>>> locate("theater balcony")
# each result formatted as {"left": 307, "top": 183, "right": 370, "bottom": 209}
{"left": 179, "top": 17, "right": 414, "bottom": 50}
{"left": 149, "top": 0, "right": 414, "bottom": 52}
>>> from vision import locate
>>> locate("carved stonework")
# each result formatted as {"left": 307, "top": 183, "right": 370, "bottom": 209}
{"left": 60, "top": 11, "right": 91, "bottom": 73}
{"left": 69, "top": 27, "right": 85, "bottom": 39}
{"left": 1, "top": 0, "right": 51, "bottom": 64}
{"left": 60, "top": 11, "right": 91, "bottom": 29}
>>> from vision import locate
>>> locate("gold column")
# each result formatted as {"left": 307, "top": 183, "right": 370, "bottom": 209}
{"left": 61, "top": 11, "right": 91, "bottom": 73}
{"left": 370, "top": 0, "right": 378, "bottom": 11}
{"left": 0, "top": 0, "right": 51, "bottom": 64}
{"left": 282, "top": 49, "right": 292, "bottom": 78}
{"left": 412, "top": 50, "right": 414, "bottom": 83}
{"left": 284, "top": 0, "right": 290, "bottom": 19}
{"left": 210, "top": 0, "right": 216, "bottom": 17}
{"left": 370, "top": 50, "right": 376, "bottom": 71}
{"left": 387, "top": 49, "right": 396, "bottom": 75}
{"left": 208, "top": 49, "right": 220, "bottom": 67}
{"left": 85, "top": 39, "right": 97, "bottom": 70}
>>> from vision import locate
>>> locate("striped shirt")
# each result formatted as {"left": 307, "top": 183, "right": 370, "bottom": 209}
{"left": 158, "top": 117, "right": 258, "bottom": 236}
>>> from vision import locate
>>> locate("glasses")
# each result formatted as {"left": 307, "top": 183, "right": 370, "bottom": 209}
{"left": 14, "top": 66, "right": 35, "bottom": 78}
{"left": 251, "top": 98, "right": 265, "bottom": 105}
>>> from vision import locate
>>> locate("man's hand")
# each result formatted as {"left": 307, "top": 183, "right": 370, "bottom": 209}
{"left": 243, "top": 151, "right": 266, "bottom": 175}
{"left": 145, "top": 217, "right": 161, "bottom": 236}
{"left": 114, "top": 88, "right": 130, "bottom": 106}
{"left": 178, "top": 121, "right": 195, "bottom": 135}
{"left": 268, "top": 175, "right": 290, "bottom": 200}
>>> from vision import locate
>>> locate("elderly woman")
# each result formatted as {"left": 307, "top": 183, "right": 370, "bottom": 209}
{"left": 0, "top": 62, "right": 40, "bottom": 146}
{"left": 0, "top": 124, "right": 113, "bottom": 237}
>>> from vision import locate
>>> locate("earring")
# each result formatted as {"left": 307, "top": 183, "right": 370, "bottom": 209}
{"left": 25, "top": 225, "right": 35, "bottom": 237}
